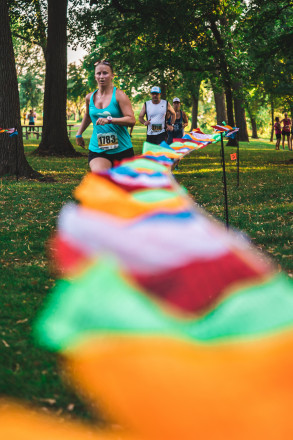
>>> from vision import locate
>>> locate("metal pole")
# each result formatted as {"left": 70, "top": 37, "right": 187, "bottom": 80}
{"left": 220, "top": 132, "right": 229, "bottom": 228}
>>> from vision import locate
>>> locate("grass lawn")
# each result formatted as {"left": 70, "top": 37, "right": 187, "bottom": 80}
{"left": 0, "top": 125, "right": 292, "bottom": 422}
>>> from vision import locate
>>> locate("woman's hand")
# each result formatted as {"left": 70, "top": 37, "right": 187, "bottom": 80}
{"left": 166, "top": 124, "right": 174, "bottom": 132}
{"left": 76, "top": 136, "right": 85, "bottom": 149}
{"left": 96, "top": 118, "right": 109, "bottom": 125}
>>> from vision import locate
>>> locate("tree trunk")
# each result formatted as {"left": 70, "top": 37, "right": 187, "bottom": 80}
{"left": 246, "top": 105, "right": 258, "bottom": 138}
{"left": 234, "top": 95, "right": 249, "bottom": 142}
{"left": 208, "top": 18, "right": 234, "bottom": 129}
{"left": 214, "top": 91, "right": 227, "bottom": 125}
{"left": 250, "top": 118, "right": 258, "bottom": 139}
{"left": 191, "top": 94, "right": 199, "bottom": 130}
{"left": 270, "top": 101, "right": 274, "bottom": 142}
{"left": 190, "top": 79, "right": 200, "bottom": 130}
{"left": 289, "top": 101, "right": 293, "bottom": 120}
{"left": 34, "top": 0, "right": 79, "bottom": 156}
{"left": 0, "top": 0, "right": 41, "bottom": 178}
{"left": 160, "top": 81, "right": 167, "bottom": 100}
{"left": 225, "top": 86, "right": 235, "bottom": 127}
{"left": 225, "top": 86, "right": 238, "bottom": 146}
{"left": 208, "top": 18, "right": 237, "bottom": 145}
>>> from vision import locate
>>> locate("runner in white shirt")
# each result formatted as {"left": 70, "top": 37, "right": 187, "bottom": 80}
{"left": 139, "top": 86, "right": 176, "bottom": 145}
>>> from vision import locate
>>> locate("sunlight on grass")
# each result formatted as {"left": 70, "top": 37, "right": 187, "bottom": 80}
{"left": 176, "top": 167, "right": 222, "bottom": 174}
{"left": 41, "top": 170, "right": 86, "bottom": 176}
{"left": 240, "top": 165, "right": 284, "bottom": 171}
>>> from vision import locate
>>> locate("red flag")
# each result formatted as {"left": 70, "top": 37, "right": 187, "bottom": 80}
{"left": 191, "top": 128, "right": 204, "bottom": 134}
{"left": 211, "top": 125, "right": 230, "bottom": 132}
{"left": 230, "top": 153, "right": 237, "bottom": 161}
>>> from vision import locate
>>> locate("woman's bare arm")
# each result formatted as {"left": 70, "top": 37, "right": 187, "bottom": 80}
{"left": 76, "top": 94, "right": 92, "bottom": 147}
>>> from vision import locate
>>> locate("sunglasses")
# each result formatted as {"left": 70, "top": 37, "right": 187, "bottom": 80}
{"left": 94, "top": 60, "right": 112, "bottom": 66}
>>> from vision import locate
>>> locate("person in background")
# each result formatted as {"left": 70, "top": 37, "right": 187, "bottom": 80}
{"left": 27, "top": 109, "right": 36, "bottom": 131}
{"left": 166, "top": 97, "right": 188, "bottom": 145}
{"left": 274, "top": 117, "right": 281, "bottom": 150}
{"left": 139, "top": 86, "right": 176, "bottom": 145}
{"left": 76, "top": 60, "right": 135, "bottom": 172}
{"left": 281, "top": 112, "right": 291, "bottom": 150}
{"left": 22, "top": 111, "right": 27, "bottom": 125}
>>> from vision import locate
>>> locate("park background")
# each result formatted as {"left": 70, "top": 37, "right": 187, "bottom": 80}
{"left": 0, "top": 0, "right": 293, "bottom": 426}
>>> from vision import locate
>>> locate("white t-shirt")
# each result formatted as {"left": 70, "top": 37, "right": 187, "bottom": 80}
{"left": 145, "top": 100, "right": 167, "bottom": 135}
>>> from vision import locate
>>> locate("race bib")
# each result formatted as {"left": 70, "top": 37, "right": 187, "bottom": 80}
{"left": 97, "top": 132, "right": 118, "bottom": 150}
{"left": 174, "top": 123, "right": 182, "bottom": 131}
{"left": 152, "top": 124, "right": 162, "bottom": 132}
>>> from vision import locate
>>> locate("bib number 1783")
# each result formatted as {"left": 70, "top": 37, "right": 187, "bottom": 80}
{"left": 97, "top": 132, "right": 118, "bottom": 150}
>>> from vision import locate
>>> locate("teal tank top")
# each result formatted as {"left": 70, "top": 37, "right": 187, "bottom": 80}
{"left": 89, "top": 87, "right": 133, "bottom": 154}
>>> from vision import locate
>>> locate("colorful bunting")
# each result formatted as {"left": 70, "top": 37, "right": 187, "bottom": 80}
{"left": 2, "top": 123, "right": 293, "bottom": 440}
{"left": 212, "top": 124, "right": 239, "bottom": 139}
{"left": 211, "top": 124, "right": 233, "bottom": 132}
{"left": 0, "top": 127, "right": 17, "bottom": 136}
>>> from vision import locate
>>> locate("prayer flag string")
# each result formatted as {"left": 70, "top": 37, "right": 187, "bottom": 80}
{"left": 1, "top": 123, "right": 293, "bottom": 440}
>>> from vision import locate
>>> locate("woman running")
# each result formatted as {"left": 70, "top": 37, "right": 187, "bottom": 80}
{"left": 166, "top": 98, "right": 188, "bottom": 145}
{"left": 76, "top": 60, "right": 135, "bottom": 172}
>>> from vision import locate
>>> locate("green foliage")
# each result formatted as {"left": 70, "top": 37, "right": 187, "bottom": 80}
{"left": 72, "top": 0, "right": 220, "bottom": 96}
{"left": 241, "top": 0, "right": 293, "bottom": 106}
{"left": 67, "top": 63, "right": 91, "bottom": 99}
{"left": 13, "top": 35, "right": 45, "bottom": 115}
{"left": 67, "top": 62, "right": 92, "bottom": 120}
{"left": 9, "top": 0, "right": 47, "bottom": 51}
{"left": 13, "top": 37, "right": 45, "bottom": 77}
{"left": 197, "top": 80, "right": 217, "bottom": 132}
{"left": 19, "top": 70, "right": 44, "bottom": 112}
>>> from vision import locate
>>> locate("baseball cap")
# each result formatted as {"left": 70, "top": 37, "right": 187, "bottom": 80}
{"left": 151, "top": 86, "right": 161, "bottom": 94}
{"left": 173, "top": 97, "right": 180, "bottom": 102}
